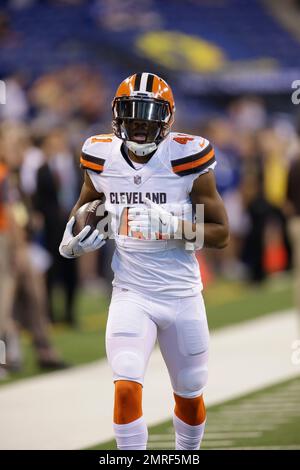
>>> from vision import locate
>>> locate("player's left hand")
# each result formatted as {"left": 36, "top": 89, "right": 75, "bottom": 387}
{"left": 128, "top": 197, "right": 179, "bottom": 240}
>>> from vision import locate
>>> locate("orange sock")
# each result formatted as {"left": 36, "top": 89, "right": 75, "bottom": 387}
{"left": 114, "top": 380, "right": 143, "bottom": 424}
{"left": 174, "top": 393, "right": 206, "bottom": 426}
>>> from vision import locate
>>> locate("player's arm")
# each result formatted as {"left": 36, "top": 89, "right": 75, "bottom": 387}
{"left": 59, "top": 171, "right": 105, "bottom": 259}
{"left": 144, "top": 171, "right": 230, "bottom": 248}
{"left": 128, "top": 171, "right": 229, "bottom": 248}
{"left": 129, "top": 170, "right": 229, "bottom": 248}
{"left": 187, "top": 170, "right": 230, "bottom": 249}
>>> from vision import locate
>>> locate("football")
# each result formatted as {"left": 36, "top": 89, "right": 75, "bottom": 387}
{"left": 72, "top": 196, "right": 108, "bottom": 242}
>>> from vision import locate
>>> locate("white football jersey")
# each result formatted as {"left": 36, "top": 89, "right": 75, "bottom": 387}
{"left": 80, "top": 132, "right": 216, "bottom": 297}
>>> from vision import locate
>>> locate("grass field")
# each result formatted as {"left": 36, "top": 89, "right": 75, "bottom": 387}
{"left": 0, "top": 274, "right": 294, "bottom": 385}
{"left": 91, "top": 376, "right": 300, "bottom": 450}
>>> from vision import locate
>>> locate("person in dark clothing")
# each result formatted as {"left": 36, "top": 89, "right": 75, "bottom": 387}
{"left": 240, "top": 172, "right": 273, "bottom": 283}
{"left": 35, "top": 130, "right": 81, "bottom": 325}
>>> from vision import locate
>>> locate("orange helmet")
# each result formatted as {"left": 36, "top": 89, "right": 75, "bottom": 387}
{"left": 112, "top": 73, "right": 175, "bottom": 148}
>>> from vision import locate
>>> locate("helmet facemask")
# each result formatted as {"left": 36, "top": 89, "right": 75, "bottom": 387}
{"left": 112, "top": 96, "right": 172, "bottom": 156}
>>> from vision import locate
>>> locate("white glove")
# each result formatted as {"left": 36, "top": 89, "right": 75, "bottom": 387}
{"left": 128, "top": 197, "right": 179, "bottom": 240}
{"left": 59, "top": 216, "right": 105, "bottom": 259}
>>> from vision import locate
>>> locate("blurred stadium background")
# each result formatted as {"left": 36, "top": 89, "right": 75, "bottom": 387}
{"left": 0, "top": 0, "right": 300, "bottom": 450}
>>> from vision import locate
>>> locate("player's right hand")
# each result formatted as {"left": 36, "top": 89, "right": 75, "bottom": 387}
{"left": 59, "top": 216, "right": 105, "bottom": 259}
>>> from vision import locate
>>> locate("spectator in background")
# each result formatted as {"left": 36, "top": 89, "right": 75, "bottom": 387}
{"left": 0, "top": 154, "right": 18, "bottom": 379}
{"left": 35, "top": 129, "right": 81, "bottom": 325}
{"left": 201, "top": 118, "right": 245, "bottom": 278}
{"left": 286, "top": 153, "right": 300, "bottom": 318}
{"left": 258, "top": 126, "right": 292, "bottom": 271}
{"left": 20, "top": 133, "right": 45, "bottom": 197}
{"left": 28, "top": 65, "right": 107, "bottom": 141}
{"left": 92, "top": 0, "right": 162, "bottom": 32}
{"left": 12, "top": 227, "right": 68, "bottom": 370}
{"left": 0, "top": 134, "right": 66, "bottom": 378}
{"left": 240, "top": 173, "right": 272, "bottom": 283}
{"left": 0, "top": 11, "right": 10, "bottom": 41}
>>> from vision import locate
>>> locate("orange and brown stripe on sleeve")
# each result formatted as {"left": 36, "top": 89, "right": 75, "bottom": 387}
{"left": 171, "top": 144, "right": 215, "bottom": 176}
{"left": 80, "top": 152, "right": 105, "bottom": 173}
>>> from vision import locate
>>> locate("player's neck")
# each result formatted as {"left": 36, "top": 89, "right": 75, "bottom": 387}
{"left": 127, "top": 148, "right": 156, "bottom": 164}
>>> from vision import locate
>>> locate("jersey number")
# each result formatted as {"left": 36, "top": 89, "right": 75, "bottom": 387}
{"left": 173, "top": 135, "right": 195, "bottom": 145}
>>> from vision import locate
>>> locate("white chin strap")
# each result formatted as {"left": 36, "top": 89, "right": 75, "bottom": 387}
{"left": 126, "top": 140, "right": 157, "bottom": 157}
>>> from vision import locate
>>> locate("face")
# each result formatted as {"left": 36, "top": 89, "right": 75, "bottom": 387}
{"left": 42, "top": 130, "right": 67, "bottom": 158}
{"left": 122, "top": 119, "right": 161, "bottom": 144}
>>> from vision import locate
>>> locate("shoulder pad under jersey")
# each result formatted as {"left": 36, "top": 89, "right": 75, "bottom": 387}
{"left": 168, "top": 132, "right": 215, "bottom": 177}
{"left": 80, "top": 134, "right": 115, "bottom": 174}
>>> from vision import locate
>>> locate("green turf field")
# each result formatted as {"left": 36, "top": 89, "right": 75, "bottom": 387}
{"left": 0, "top": 274, "right": 294, "bottom": 385}
{"left": 91, "top": 376, "right": 300, "bottom": 450}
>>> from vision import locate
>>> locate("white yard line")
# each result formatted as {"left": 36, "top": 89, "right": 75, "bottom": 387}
{"left": 0, "top": 309, "right": 299, "bottom": 450}
{"left": 202, "top": 432, "right": 262, "bottom": 439}
{"left": 148, "top": 431, "right": 263, "bottom": 439}
{"left": 201, "top": 441, "right": 236, "bottom": 448}
{"left": 200, "top": 425, "right": 275, "bottom": 431}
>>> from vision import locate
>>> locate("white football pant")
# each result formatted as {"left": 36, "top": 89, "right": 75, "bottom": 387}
{"left": 106, "top": 287, "right": 209, "bottom": 398}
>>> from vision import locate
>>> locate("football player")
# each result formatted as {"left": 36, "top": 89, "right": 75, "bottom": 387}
{"left": 59, "top": 73, "right": 229, "bottom": 450}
